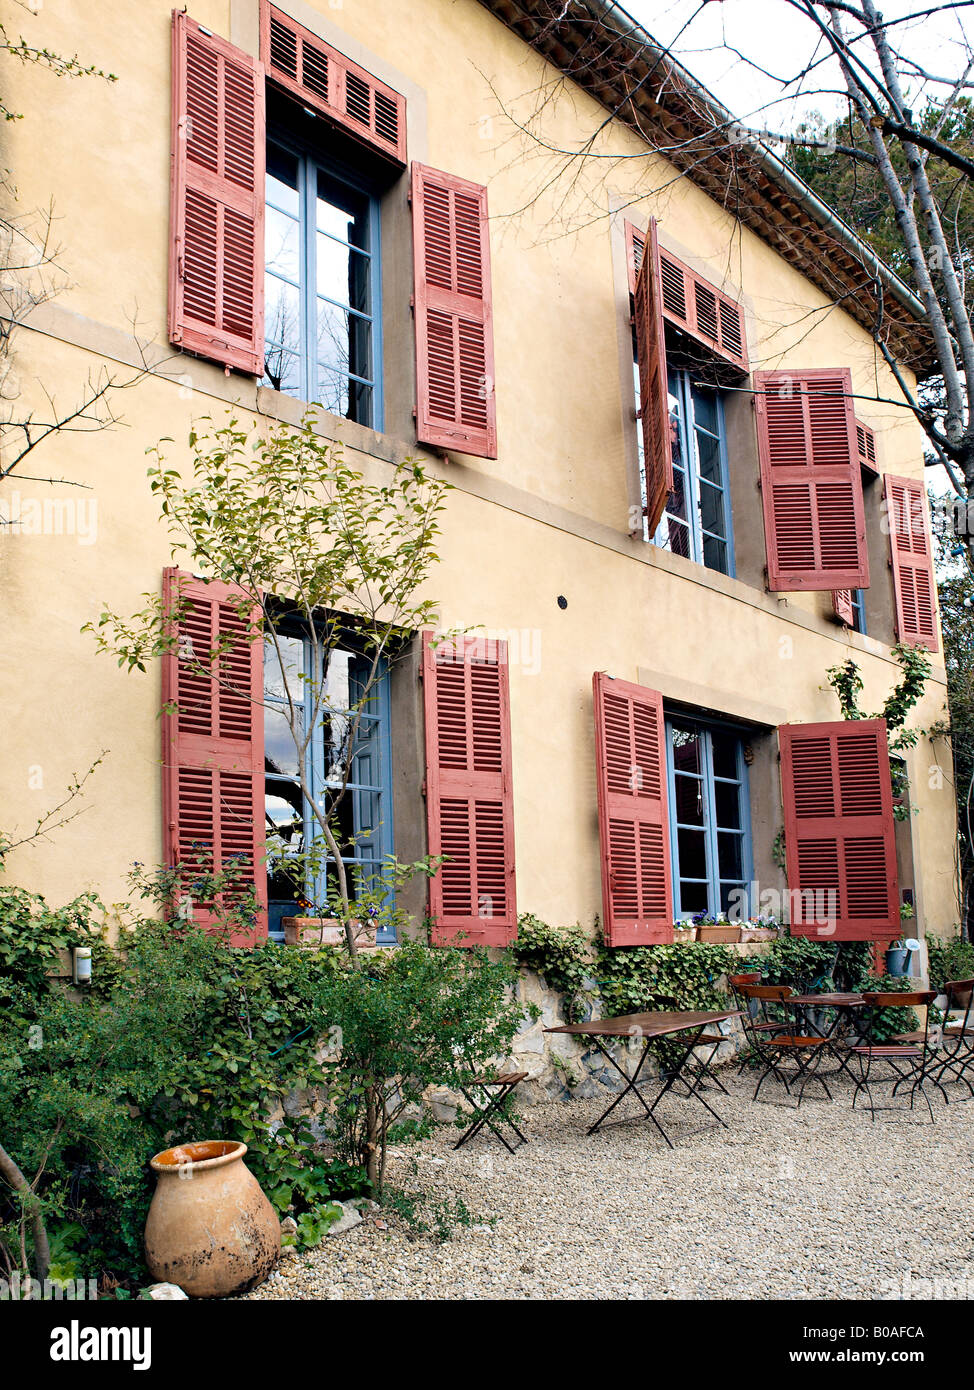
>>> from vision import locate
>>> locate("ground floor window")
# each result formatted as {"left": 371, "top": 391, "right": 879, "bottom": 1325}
{"left": 263, "top": 631, "right": 394, "bottom": 941}
{"left": 665, "top": 714, "right": 752, "bottom": 919}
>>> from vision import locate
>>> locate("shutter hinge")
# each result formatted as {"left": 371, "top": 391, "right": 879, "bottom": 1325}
{"left": 634, "top": 407, "right": 643, "bottom": 421}
{"left": 421, "top": 780, "right": 427, "bottom": 798}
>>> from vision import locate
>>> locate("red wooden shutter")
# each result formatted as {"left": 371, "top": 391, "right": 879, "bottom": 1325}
{"left": 779, "top": 719, "right": 898, "bottom": 941}
{"left": 422, "top": 632, "right": 516, "bottom": 945}
{"left": 633, "top": 219, "right": 673, "bottom": 533}
{"left": 755, "top": 368, "right": 869, "bottom": 592}
{"left": 655, "top": 245, "right": 748, "bottom": 372}
{"left": 261, "top": 4, "right": 406, "bottom": 164}
{"left": 832, "top": 589, "right": 855, "bottom": 626}
{"left": 856, "top": 419, "right": 878, "bottom": 476}
{"left": 162, "top": 569, "right": 267, "bottom": 945}
{"left": 885, "top": 474, "right": 939, "bottom": 651}
{"left": 625, "top": 220, "right": 645, "bottom": 296}
{"left": 412, "top": 164, "right": 497, "bottom": 459}
{"left": 593, "top": 673, "right": 673, "bottom": 946}
{"left": 169, "top": 12, "right": 265, "bottom": 375}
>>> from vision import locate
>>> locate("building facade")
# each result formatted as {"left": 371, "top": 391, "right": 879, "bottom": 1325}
{"left": 0, "top": 0, "right": 956, "bottom": 950}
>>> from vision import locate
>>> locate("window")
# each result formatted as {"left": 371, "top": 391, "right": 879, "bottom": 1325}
{"left": 850, "top": 588, "right": 867, "bottom": 634}
{"left": 264, "top": 633, "right": 394, "bottom": 941}
{"left": 646, "top": 369, "right": 734, "bottom": 573}
{"left": 665, "top": 716, "right": 752, "bottom": 919}
{"left": 263, "top": 137, "right": 382, "bottom": 427}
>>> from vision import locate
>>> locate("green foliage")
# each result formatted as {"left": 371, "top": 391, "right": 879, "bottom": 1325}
{"left": 926, "top": 934, "right": 974, "bottom": 993}
{"left": 511, "top": 913, "right": 594, "bottom": 1019}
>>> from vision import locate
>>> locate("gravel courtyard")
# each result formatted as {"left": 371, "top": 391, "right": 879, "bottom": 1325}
{"left": 242, "top": 1073, "right": 974, "bottom": 1301}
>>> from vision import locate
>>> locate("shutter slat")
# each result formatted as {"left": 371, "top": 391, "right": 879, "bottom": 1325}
{"left": 593, "top": 673, "right": 673, "bottom": 945}
{"left": 633, "top": 219, "right": 673, "bottom": 533}
{"left": 423, "top": 633, "right": 516, "bottom": 945}
{"left": 260, "top": 3, "right": 406, "bottom": 163}
{"left": 412, "top": 164, "right": 497, "bottom": 459}
{"left": 884, "top": 474, "right": 939, "bottom": 650}
{"left": 779, "top": 719, "right": 898, "bottom": 941}
{"left": 169, "top": 12, "right": 265, "bottom": 376}
{"left": 831, "top": 588, "right": 855, "bottom": 626}
{"left": 162, "top": 568, "right": 267, "bottom": 945}
{"left": 755, "top": 368, "right": 869, "bottom": 591}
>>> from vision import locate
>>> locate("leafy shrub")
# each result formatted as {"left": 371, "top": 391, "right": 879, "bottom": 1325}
{"left": 926, "top": 935, "right": 974, "bottom": 994}
{"left": 511, "top": 914, "right": 594, "bottom": 1018}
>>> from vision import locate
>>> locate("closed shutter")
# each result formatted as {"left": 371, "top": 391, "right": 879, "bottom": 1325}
{"left": 169, "top": 12, "right": 265, "bottom": 375}
{"left": 832, "top": 589, "right": 855, "bottom": 626}
{"left": 755, "top": 368, "right": 869, "bottom": 592}
{"left": 261, "top": 3, "right": 406, "bottom": 164}
{"left": 412, "top": 164, "right": 497, "bottom": 459}
{"left": 423, "top": 632, "right": 516, "bottom": 945}
{"left": 162, "top": 569, "right": 267, "bottom": 945}
{"left": 779, "top": 719, "right": 898, "bottom": 941}
{"left": 633, "top": 219, "right": 673, "bottom": 533}
{"left": 593, "top": 673, "right": 673, "bottom": 946}
{"left": 885, "top": 474, "right": 939, "bottom": 650}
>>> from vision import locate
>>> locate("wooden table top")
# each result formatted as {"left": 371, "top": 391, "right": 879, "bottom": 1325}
{"left": 545, "top": 1009, "right": 741, "bottom": 1039}
{"left": 789, "top": 993, "right": 865, "bottom": 1007}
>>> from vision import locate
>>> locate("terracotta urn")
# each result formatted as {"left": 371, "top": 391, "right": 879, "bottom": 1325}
{"left": 144, "top": 1140, "right": 280, "bottom": 1298}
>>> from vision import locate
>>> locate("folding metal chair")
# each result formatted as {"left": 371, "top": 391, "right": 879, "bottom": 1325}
{"left": 728, "top": 971, "right": 789, "bottom": 1075}
{"left": 647, "top": 991, "right": 729, "bottom": 1097}
{"left": 454, "top": 1072, "right": 529, "bottom": 1153}
{"left": 738, "top": 983, "right": 832, "bottom": 1104}
{"left": 933, "top": 977, "right": 974, "bottom": 1099}
{"left": 850, "top": 991, "right": 947, "bottom": 1121}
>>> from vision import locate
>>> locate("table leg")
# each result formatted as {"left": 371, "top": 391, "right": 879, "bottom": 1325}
{"left": 647, "top": 1027, "right": 729, "bottom": 1131}
{"left": 585, "top": 1038, "right": 674, "bottom": 1147}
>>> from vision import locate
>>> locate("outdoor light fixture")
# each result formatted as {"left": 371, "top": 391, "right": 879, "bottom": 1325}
{"left": 72, "top": 946, "right": 92, "bottom": 986}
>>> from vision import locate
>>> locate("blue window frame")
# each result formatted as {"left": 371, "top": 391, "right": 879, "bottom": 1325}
{"left": 263, "top": 138, "right": 383, "bottom": 429}
{"left": 665, "top": 715, "right": 752, "bottom": 920}
{"left": 264, "top": 636, "right": 395, "bottom": 942}
{"left": 652, "top": 369, "right": 734, "bottom": 574}
{"left": 850, "top": 588, "right": 867, "bottom": 634}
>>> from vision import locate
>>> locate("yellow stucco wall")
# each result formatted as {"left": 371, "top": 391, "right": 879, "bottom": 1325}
{"left": 0, "top": 0, "right": 957, "bottom": 934}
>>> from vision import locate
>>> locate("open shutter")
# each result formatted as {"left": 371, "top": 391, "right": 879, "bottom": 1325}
{"left": 423, "top": 632, "right": 516, "bottom": 945}
{"left": 162, "top": 569, "right": 267, "bottom": 945}
{"left": 885, "top": 474, "right": 939, "bottom": 651}
{"left": 625, "top": 220, "right": 645, "bottom": 296}
{"left": 261, "top": 4, "right": 406, "bottom": 164}
{"left": 412, "top": 164, "right": 497, "bottom": 459}
{"left": 656, "top": 245, "right": 748, "bottom": 371}
{"left": 832, "top": 589, "right": 855, "bottom": 626}
{"left": 633, "top": 219, "right": 673, "bottom": 533}
{"left": 169, "top": 11, "right": 265, "bottom": 375}
{"left": 593, "top": 673, "right": 673, "bottom": 946}
{"left": 779, "top": 719, "right": 898, "bottom": 941}
{"left": 856, "top": 419, "right": 879, "bottom": 476}
{"left": 755, "top": 368, "right": 869, "bottom": 592}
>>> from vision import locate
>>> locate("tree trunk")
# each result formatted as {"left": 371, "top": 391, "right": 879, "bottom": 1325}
{"left": 0, "top": 1141, "right": 50, "bottom": 1282}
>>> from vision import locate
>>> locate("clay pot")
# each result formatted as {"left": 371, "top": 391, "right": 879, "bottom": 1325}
{"left": 696, "top": 924, "right": 742, "bottom": 943}
{"left": 144, "top": 1140, "right": 280, "bottom": 1298}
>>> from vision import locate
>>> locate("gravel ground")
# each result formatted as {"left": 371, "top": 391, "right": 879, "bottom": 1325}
{"left": 241, "top": 1071, "right": 974, "bottom": 1300}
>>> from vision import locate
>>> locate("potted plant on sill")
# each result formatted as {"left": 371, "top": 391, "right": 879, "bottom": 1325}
{"left": 739, "top": 916, "right": 781, "bottom": 943}
{"left": 672, "top": 922, "right": 697, "bottom": 944}
{"left": 693, "top": 913, "right": 741, "bottom": 944}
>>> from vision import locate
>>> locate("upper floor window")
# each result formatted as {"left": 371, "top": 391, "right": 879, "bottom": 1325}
{"left": 665, "top": 716, "right": 752, "bottom": 920}
{"left": 263, "top": 138, "right": 382, "bottom": 428}
{"left": 640, "top": 367, "right": 734, "bottom": 575}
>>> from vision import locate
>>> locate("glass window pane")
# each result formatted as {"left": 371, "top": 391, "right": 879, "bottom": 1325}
{"left": 671, "top": 723, "right": 702, "bottom": 775}
{"left": 720, "top": 882, "right": 747, "bottom": 917}
{"left": 667, "top": 467, "right": 689, "bottom": 523}
{"left": 266, "top": 144, "right": 299, "bottom": 216}
{"left": 714, "top": 778, "right": 741, "bottom": 829}
{"left": 674, "top": 773, "right": 704, "bottom": 825}
{"left": 266, "top": 205, "right": 300, "bottom": 283}
{"left": 711, "top": 732, "right": 739, "bottom": 780}
{"left": 677, "top": 828, "right": 707, "bottom": 880}
{"left": 264, "top": 634, "right": 305, "bottom": 703}
{"left": 691, "top": 387, "right": 719, "bottom": 436}
{"left": 718, "top": 831, "right": 744, "bottom": 881}
{"left": 679, "top": 880, "right": 709, "bottom": 914}
{"left": 265, "top": 705, "right": 301, "bottom": 778}
{"left": 316, "top": 169, "right": 369, "bottom": 248}
{"left": 702, "top": 533, "right": 727, "bottom": 574}
{"left": 316, "top": 299, "right": 372, "bottom": 383}
{"left": 668, "top": 519, "right": 691, "bottom": 558}
{"left": 262, "top": 345, "right": 301, "bottom": 396}
{"left": 316, "top": 237, "right": 370, "bottom": 315}
{"left": 696, "top": 430, "right": 722, "bottom": 487}
{"left": 699, "top": 478, "right": 725, "bottom": 537}
{"left": 265, "top": 275, "right": 301, "bottom": 356}
{"left": 316, "top": 367, "right": 372, "bottom": 426}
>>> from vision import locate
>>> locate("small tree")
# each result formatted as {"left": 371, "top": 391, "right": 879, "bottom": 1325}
{"left": 86, "top": 412, "right": 451, "bottom": 962}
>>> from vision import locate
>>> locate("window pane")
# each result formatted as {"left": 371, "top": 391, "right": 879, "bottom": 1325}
{"left": 668, "top": 466, "right": 689, "bottom": 523}
{"left": 265, "top": 780, "right": 305, "bottom": 904}
{"left": 316, "top": 366, "right": 372, "bottom": 426}
{"left": 674, "top": 773, "right": 704, "bottom": 825}
{"left": 264, "top": 634, "right": 305, "bottom": 703}
{"left": 266, "top": 144, "right": 299, "bottom": 216}
{"left": 679, "top": 880, "right": 709, "bottom": 914}
{"left": 711, "top": 732, "right": 739, "bottom": 779}
{"left": 316, "top": 299, "right": 372, "bottom": 383}
{"left": 266, "top": 205, "right": 300, "bottom": 283}
{"left": 671, "top": 723, "right": 702, "bottom": 775}
{"left": 316, "top": 237, "right": 370, "bottom": 314}
{"left": 699, "top": 478, "right": 725, "bottom": 536}
{"left": 718, "top": 831, "right": 744, "bottom": 881}
{"left": 262, "top": 345, "right": 301, "bottom": 396}
{"left": 696, "top": 430, "right": 722, "bottom": 487}
{"left": 714, "top": 778, "right": 741, "bottom": 829}
{"left": 720, "top": 882, "right": 747, "bottom": 917}
{"left": 691, "top": 388, "right": 719, "bottom": 437}
{"left": 265, "top": 705, "right": 301, "bottom": 778}
{"left": 316, "top": 169, "right": 369, "bottom": 249}
{"left": 677, "top": 828, "right": 707, "bottom": 880}
{"left": 668, "top": 519, "right": 691, "bottom": 558}
{"left": 702, "top": 533, "right": 727, "bottom": 573}
{"left": 265, "top": 275, "right": 301, "bottom": 357}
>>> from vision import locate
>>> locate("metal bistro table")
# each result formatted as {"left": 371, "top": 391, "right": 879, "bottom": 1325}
{"left": 545, "top": 1009, "right": 741, "bottom": 1148}
{"left": 787, "top": 992, "right": 866, "bottom": 1084}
